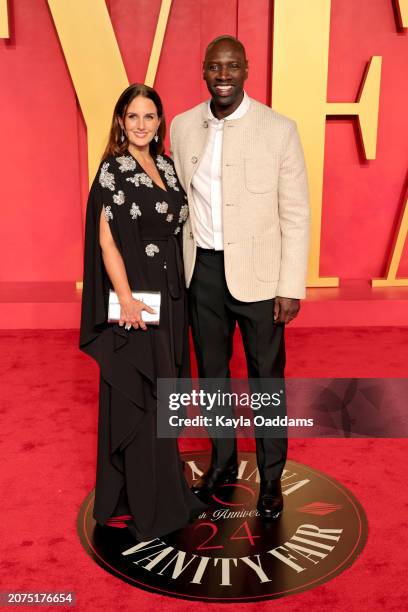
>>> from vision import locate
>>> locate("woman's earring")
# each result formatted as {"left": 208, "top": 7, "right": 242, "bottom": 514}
{"left": 121, "top": 129, "right": 125, "bottom": 143}
{"left": 154, "top": 133, "right": 159, "bottom": 143}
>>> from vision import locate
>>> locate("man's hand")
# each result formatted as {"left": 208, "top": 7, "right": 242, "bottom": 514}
{"left": 274, "top": 297, "right": 300, "bottom": 324}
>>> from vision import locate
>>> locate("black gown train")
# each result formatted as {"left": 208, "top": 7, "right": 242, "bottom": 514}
{"left": 79, "top": 151, "right": 206, "bottom": 541}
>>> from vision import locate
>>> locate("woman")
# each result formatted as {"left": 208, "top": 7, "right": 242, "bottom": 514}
{"left": 79, "top": 84, "right": 206, "bottom": 541}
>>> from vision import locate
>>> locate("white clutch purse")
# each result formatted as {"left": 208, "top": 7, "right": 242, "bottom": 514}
{"left": 108, "top": 290, "right": 161, "bottom": 326}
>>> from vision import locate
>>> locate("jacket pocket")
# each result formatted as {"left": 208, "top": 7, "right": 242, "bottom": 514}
{"left": 252, "top": 231, "right": 281, "bottom": 282}
{"left": 244, "top": 157, "right": 278, "bottom": 194}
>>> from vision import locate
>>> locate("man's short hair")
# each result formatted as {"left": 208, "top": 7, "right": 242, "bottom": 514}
{"left": 204, "top": 35, "right": 247, "bottom": 62}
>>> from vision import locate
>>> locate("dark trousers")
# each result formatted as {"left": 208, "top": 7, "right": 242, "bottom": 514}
{"left": 188, "top": 248, "right": 287, "bottom": 481}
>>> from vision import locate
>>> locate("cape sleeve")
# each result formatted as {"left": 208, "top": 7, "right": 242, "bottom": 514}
{"left": 79, "top": 166, "right": 111, "bottom": 354}
{"left": 78, "top": 157, "right": 157, "bottom": 389}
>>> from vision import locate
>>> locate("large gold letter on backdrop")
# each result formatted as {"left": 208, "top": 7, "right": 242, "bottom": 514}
{"left": 372, "top": 188, "right": 408, "bottom": 287}
{"left": 48, "top": 0, "right": 172, "bottom": 185}
{"left": 272, "top": 0, "right": 382, "bottom": 287}
{"left": 48, "top": 0, "right": 129, "bottom": 186}
{"left": 373, "top": 3, "right": 408, "bottom": 286}
{"left": 395, "top": 0, "right": 408, "bottom": 28}
{"left": 0, "top": 0, "right": 9, "bottom": 38}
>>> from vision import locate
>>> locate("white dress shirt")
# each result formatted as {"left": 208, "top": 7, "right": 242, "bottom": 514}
{"left": 191, "top": 91, "right": 251, "bottom": 250}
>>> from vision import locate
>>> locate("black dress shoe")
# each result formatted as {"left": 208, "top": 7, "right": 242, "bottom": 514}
{"left": 257, "top": 479, "right": 283, "bottom": 520}
{"left": 191, "top": 463, "right": 238, "bottom": 500}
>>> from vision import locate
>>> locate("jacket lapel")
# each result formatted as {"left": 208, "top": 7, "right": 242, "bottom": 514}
{"left": 184, "top": 103, "right": 211, "bottom": 192}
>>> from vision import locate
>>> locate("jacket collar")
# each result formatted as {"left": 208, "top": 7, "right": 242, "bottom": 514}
{"left": 207, "top": 90, "right": 251, "bottom": 122}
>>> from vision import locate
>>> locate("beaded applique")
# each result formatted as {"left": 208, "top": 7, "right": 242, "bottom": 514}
{"left": 156, "top": 155, "right": 180, "bottom": 191}
{"left": 116, "top": 155, "right": 136, "bottom": 173}
{"left": 113, "top": 190, "right": 125, "bottom": 205}
{"left": 179, "top": 204, "right": 189, "bottom": 222}
{"left": 155, "top": 201, "right": 168, "bottom": 214}
{"left": 99, "top": 162, "right": 115, "bottom": 191}
{"left": 126, "top": 173, "right": 154, "bottom": 188}
{"left": 145, "top": 243, "right": 160, "bottom": 257}
{"left": 103, "top": 205, "right": 113, "bottom": 222}
{"left": 130, "top": 203, "right": 141, "bottom": 219}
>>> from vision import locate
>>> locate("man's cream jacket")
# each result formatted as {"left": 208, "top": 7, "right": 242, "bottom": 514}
{"left": 170, "top": 98, "right": 310, "bottom": 301}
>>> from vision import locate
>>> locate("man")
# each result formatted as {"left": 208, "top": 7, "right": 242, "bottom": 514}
{"left": 170, "top": 36, "right": 310, "bottom": 519}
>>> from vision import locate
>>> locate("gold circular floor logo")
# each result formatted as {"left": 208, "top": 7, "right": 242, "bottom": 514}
{"left": 78, "top": 451, "right": 367, "bottom": 602}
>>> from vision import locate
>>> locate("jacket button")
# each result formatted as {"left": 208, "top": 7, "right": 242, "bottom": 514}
{"left": 191, "top": 156, "right": 198, "bottom": 164}
{"left": 203, "top": 121, "right": 209, "bottom": 128}
{"left": 189, "top": 232, "right": 193, "bottom": 238}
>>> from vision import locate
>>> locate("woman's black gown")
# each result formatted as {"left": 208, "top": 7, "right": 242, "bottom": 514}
{"left": 79, "top": 152, "right": 206, "bottom": 541}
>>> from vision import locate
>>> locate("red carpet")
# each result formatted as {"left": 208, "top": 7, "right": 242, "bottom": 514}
{"left": 1, "top": 327, "right": 407, "bottom": 610}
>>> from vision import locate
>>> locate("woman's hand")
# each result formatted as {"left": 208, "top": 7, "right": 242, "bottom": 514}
{"left": 99, "top": 210, "right": 156, "bottom": 331}
{"left": 118, "top": 296, "right": 156, "bottom": 331}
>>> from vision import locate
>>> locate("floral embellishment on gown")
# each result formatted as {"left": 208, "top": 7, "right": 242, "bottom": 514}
{"left": 126, "top": 173, "right": 154, "bottom": 188}
{"left": 130, "top": 203, "right": 141, "bottom": 219}
{"left": 113, "top": 190, "right": 125, "bottom": 205}
{"left": 103, "top": 205, "right": 113, "bottom": 222}
{"left": 174, "top": 226, "right": 181, "bottom": 235}
{"left": 166, "top": 214, "right": 173, "bottom": 222}
{"left": 116, "top": 155, "right": 137, "bottom": 173}
{"left": 155, "top": 201, "right": 168, "bottom": 214}
{"left": 145, "top": 243, "right": 160, "bottom": 257}
{"left": 99, "top": 162, "right": 115, "bottom": 191}
{"left": 179, "top": 204, "right": 189, "bottom": 222}
{"left": 156, "top": 155, "right": 180, "bottom": 191}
